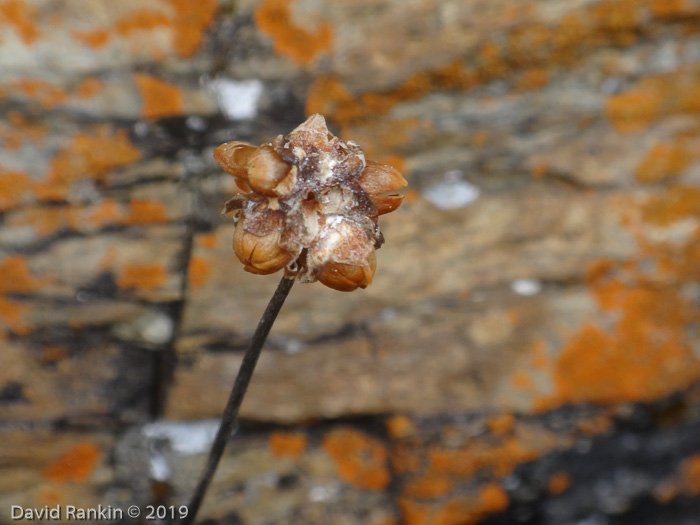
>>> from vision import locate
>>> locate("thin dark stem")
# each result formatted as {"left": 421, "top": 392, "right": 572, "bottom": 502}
{"left": 180, "top": 275, "right": 295, "bottom": 525}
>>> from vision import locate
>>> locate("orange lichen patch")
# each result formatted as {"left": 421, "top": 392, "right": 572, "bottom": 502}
{"left": 268, "top": 430, "right": 307, "bottom": 459}
{"left": 487, "top": 414, "right": 515, "bottom": 436}
{"left": 679, "top": 454, "right": 700, "bottom": 494}
{"left": 38, "top": 487, "right": 63, "bottom": 506}
{"left": 0, "top": 0, "right": 40, "bottom": 44}
{"left": 428, "top": 437, "right": 540, "bottom": 479}
{"left": 548, "top": 472, "right": 572, "bottom": 494}
{"left": 187, "top": 256, "right": 209, "bottom": 290}
{"left": 196, "top": 233, "right": 218, "bottom": 249}
{"left": 635, "top": 142, "right": 692, "bottom": 183}
{"left": 545, "top": 282, "right": 699, "bottom": 406}
{"left": 656, "top": 453, "right": 700, "bottom": 502}
{"left": 531, "top": 163, "right": 547, "bottom": 179}
{"left": 537, "top": 179, "right": 700, "bottom": 409}
{"left": 386, "top": 415, "right": 416, "bottom": 439}
{"left": 8, "top": 200, "right": 124, "bottom": 237}
{"left": 479, "top": 483, "right": 509, "bottom": 513}
{"left": 404, "top": 474, "right": 454, "bottom": 499}
{"left": 305, "top": 3, "right": 675, "bottom": 130}
{"left": 649, "top": 0, "right": 695, "bottom": 18}
{"left": 117, "top": 263, "right": 167, "bottom": 291}
{"left": 591, "top": 0, "right": 642, "bottom": 45}
{"left": 322, "top": 427, "right": 390, "bottom": 490}
{"left": 512, "top": 370, "right": 535, "bottom": 390}
{"left": 1, "top": 111, "right": 47, "bottom": 150}
{"left": 122, "top": 200, "right": 168, "bottom": 225}
{"left": 133, "top": 73, "right": 183, "bottom": 120}
{"left": 606, "top": 67, "right": 700, "bottom": 133}
{"left": 606, "top": 84, "right": 663, "bottom": 133}
{"left": 0, "top": 171, "right": 33, "bottom": 212}
{"left": 0, "top": 298, "right": 29, "bottom": 329}
{"left": 306, "top": 75, "right": 360, "bottom": 122}
{"left": 641, "top": 185, "right": 700, "bottom": 226}
{"left": 36, "top": 126, "right": 141, "bottom": 201}
{"left": 255, "top": 0, "right": 332, "bottom": 65}
{"left": 0, "top": 255, "right": 43, "bottom": 294}
{"left": 551, "top": 300, "right": 695, "bottom": 405}
{"left": 401, "top": 486, "right": 508, "bottom": 525}
{"left": 85, "top": 199, "right": 121, "bottom": 228}
{"left": 431, "top": 499, "right": 481, "bottom": 525}
{"left": 478, "top": 41, "right": 508, "bottom": 79}
{"left": 70, "top": 1, "right": 216, "bottom": 58}
{"left": 44, "top": 442, "right": 100, "bottom": 483}
{"left": 165, "top": 0, "right": 218, "bottom": 58}
{"left": 71, "top": 28, "right": 110, "bottom": 48}
{"left": 10, "top": 79, "right": 67, "bottom": 109}
{"left": 398, "top": 498, "right": 431, "bottom": 525}
{"left": 7, "top": 205, "right": 81, "bottom": 236}
{"left": 75, "top": 77, "right": 105, "bottom": 99}
{"left": 115, "top": 9, "right": 170, "bottom": 36}
{"left": 305, "top": 57, "right": 495, "bottom": 125}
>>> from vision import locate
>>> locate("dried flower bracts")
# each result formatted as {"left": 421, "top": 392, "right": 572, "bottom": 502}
{"left": 215, "top": 114, "right": 406, "bottom": 291}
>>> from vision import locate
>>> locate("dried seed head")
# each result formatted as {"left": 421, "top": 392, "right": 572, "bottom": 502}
{"left": 216, "top": 114, "right": 406, "bottom": 291}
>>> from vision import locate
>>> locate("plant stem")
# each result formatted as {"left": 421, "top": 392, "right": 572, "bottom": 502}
{"left": 181, "top": 275, "right": 295, "bottom": 525}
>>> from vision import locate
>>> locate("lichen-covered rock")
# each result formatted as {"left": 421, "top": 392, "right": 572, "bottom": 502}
{"left": 2, "top": 0, "right": 700, "bottom": 523}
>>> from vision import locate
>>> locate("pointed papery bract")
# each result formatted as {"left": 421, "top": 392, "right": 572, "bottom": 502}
{"left": 286, "top": 113, "right": 333, "bottom": 152}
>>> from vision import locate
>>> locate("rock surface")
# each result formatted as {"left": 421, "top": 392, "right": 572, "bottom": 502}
{"left": 1, "top": 0, "right": 700, "bottom": 524}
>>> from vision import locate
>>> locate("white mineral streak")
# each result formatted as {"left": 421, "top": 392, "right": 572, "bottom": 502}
{"left": 424, "top": 170, "right": 480, "bottom": 210}
{"left": 143, "top": 420, "right": 219, "bottom": 455}
{"left": 511, "top": 279, "right": 543, "bottom": 296}
{"left": 212, "top": 78, "right": 264, "bottom": 120}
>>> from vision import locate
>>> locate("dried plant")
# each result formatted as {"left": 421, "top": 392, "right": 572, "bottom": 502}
{"left": 218, "top": 113, "right": 406, "bottom": 289}
{"left": 182, "top": 114, "right": 406, "bottom": 523}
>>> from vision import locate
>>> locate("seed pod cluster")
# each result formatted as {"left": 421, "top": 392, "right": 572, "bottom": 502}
{"left": 216, "top": 114, "right": 406, "bottom": 291}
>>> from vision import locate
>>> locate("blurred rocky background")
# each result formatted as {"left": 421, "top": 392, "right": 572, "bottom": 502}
{"left": 2, "top": 0, "right": 700, "bottom": 523}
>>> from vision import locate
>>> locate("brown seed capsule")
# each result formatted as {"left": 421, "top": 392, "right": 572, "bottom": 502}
{"left": 359, "top": 160, "right": 407, "bottom": 194}
{"left": 317, "top": 253, "right": 377, "bottom": 292}
{"left": 247, "top": 145, "right": 292, "bottom": 196}
{"left": 359, "top": 161, "right": 407, "bottom": 216}
{"left": 214, "top": 142, "right": 258, "bottom": 191}
{"left": 214, "top": 142, "right": 257, "bottom": 178}
{"left": 232, "top": 213, "right": 293, "bottom": 275}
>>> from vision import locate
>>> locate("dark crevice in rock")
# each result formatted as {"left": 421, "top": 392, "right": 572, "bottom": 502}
{"left": 148, "top": 190, "right": 196, "bottom": 420}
